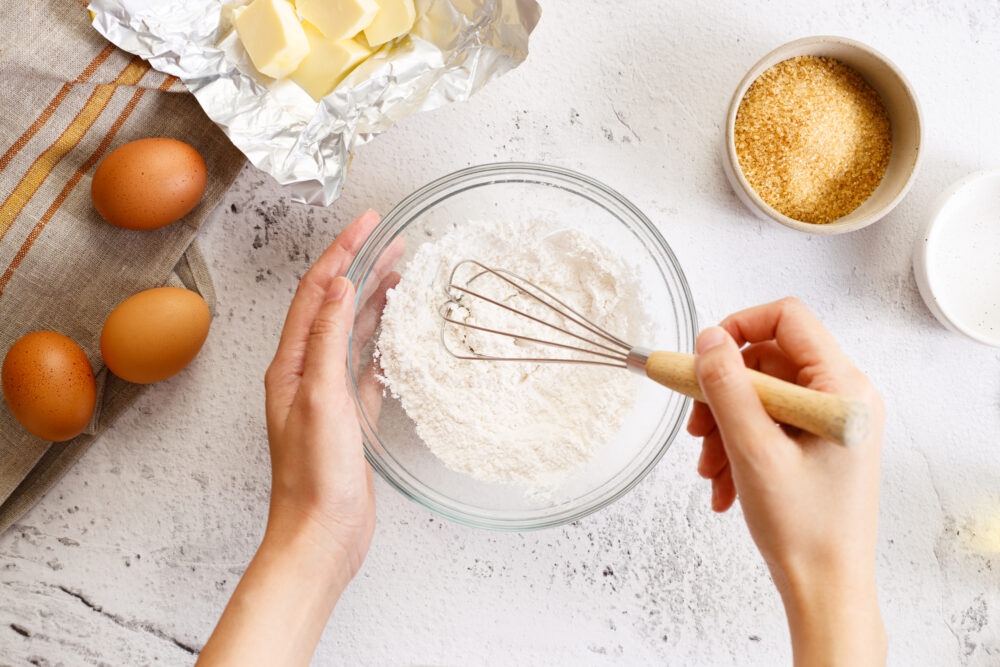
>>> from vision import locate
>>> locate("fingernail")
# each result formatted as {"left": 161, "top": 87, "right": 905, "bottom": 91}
{"left": 696, "top": 447, "right": 705, "bottom": 471}
{"left": 696, "top": 326, "right": 728, "bottom": 354}
{"left": 327, "top": 276, "right": 349, "bottom": 302}
{"left": 710, "top": 485, "right": 720, "bottom": 511}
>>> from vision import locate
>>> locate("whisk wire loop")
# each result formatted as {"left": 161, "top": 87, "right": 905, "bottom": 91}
{"left": 463, "top": 264, "right": 631, "bottom": 350}
{"left": 439, "top": 260, "right": 632, "bottom": 367}
{"left": 437, "top": 302, "right": 629, "bottom": 367}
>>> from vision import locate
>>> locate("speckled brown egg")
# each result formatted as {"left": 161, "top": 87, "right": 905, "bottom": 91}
{"left": 1, "top": 331, "right": 97, "bottom": 442}
{"left": 91, "top": 138, "right": 207, "bottom": 231}
{"left": 100, "top": 287, "right": 211, "bottom": 384}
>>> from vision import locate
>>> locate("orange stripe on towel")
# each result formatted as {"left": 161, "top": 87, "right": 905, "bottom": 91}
{"left": 0, "top": 73, "right": 175, "bottom": 295}
{"left": 0, "top": 55, "right": 150, "bottom": 244}
{"left": 0, "top": 44, "right": 115, "bottom": 173}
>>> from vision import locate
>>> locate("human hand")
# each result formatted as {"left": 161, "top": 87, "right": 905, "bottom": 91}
{"left": 198, "top": 211, "right": 403, "bottom": 667}
{"left": 688, "top": 297, "right": 886, "bottom": 666}
{"left": 264, "top": 210, "right": 403, "bottom": 578}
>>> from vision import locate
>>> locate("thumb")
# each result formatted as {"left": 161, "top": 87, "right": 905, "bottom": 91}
{"left": 694, "top": 326, "right": 775, "bottom": 463}
{"left": 300, "top": 276, "right": 356, "bottom": 396}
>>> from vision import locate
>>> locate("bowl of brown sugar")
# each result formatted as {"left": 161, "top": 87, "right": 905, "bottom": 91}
{"left": 723, "top": 36, "right": 922, "bottom": 234}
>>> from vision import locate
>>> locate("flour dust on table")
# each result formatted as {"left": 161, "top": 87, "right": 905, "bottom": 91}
{"left": 376, "top": 219, "right": 651, "bottom": 491}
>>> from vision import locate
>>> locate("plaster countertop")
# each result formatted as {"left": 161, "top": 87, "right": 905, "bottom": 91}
{"left": 2, "top": 1, "right": 999, "bottom": 665}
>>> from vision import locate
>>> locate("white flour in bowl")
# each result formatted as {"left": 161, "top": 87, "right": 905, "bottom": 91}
{"left": 376, "top": 219, "right": 649, "bottom": 488}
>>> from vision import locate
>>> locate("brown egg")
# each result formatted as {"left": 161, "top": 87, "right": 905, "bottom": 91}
{"left": 91, "top": 138, "right": 207, "bottom": 231}
{"left": 101, "top": 287, "right": 211, "bottom": 384}
{"left": 2, "top": 331, "right": 97, "bottom": 442}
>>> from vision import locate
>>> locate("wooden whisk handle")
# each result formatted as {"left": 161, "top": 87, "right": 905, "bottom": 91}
{"left": 642, "top": 351, "right": 869, "bottom": 448}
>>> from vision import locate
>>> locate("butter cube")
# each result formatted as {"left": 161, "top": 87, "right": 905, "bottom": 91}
{"left": 364, "top": 0, "right": 416, "bottom": 47}
{"left": 296, "top": 0, "right": 379, "bottom": 41}
{"left": 233, "top": 0, "right": 309, "bottom": 79}
{"left": 290, "top": 23, "right": 372, "bottom": 100}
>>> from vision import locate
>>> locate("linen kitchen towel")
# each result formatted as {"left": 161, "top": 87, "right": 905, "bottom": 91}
{"left": 0, "top": 0, "right": 245, "bottom": 532}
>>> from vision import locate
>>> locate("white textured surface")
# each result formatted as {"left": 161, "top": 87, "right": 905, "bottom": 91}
{"left": 3, "top": 1, "right": 1000, "bottom": 664}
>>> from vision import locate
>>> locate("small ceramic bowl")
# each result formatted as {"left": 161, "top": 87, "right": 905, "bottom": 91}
{"left": 723, "top": 35, "right": 923, "bottom": 234}
{"left": 913, "top": 170, "right": 1000, "bottom": 347}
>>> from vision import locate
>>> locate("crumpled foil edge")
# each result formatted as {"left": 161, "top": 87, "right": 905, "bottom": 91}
{"left": 89, "top": 0, "right": 541, "bottom": 205}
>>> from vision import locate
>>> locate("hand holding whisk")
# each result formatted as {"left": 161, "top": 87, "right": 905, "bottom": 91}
{"left": 439, "top": 260, "right": 869, "bottom": 448}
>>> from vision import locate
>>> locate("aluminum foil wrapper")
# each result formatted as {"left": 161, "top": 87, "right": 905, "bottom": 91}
{"left": 89, "top": 0, "right": 541, "bottom": 205}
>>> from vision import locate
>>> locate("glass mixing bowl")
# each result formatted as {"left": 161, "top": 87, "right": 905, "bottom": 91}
{"left": 345, "top": 163, "right": 696, "bottom": 530}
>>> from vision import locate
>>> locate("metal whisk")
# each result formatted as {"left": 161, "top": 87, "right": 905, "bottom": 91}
{"left": 439, "top": 259, "right": 869, "bottom": 448}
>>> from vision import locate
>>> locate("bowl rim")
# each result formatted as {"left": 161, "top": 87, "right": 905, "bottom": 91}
{"left": 344, "top": 161, "right": 698, "bottom": 530}
{"left": 913, "top": 168, "right": 1000, "bottom": 348}
{"left": 724, "top": 35, "right": 924, "bottom": 235}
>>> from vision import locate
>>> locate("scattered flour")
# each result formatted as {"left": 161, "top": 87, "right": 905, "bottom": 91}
{"left": 376, "top": 219, "right": 648, "bottom": 488}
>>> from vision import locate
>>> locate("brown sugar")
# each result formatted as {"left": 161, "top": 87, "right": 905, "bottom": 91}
{"left": 734, "top": 56, "right": 892, "bottom": 224}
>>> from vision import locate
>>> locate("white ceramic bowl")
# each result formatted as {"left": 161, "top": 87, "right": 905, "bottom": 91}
{"left": 913, "top": 170, "right": 1000, "bottom": 347}
{"left": 723, "top": 35, "right": 923, "bottom": 234}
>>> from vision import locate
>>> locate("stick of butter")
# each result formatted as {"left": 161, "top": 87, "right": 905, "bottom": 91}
{"left": 233, "top": 0, "right": 309, "bottom": 79}
{"left": 364, "top": 0, "right": 416, "bottom": 47}
{"left": 296, "top": 0, "right": 380, "bottom": 41}
{"left": 290, "top": 24, "right": 372, "bottom": 101}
